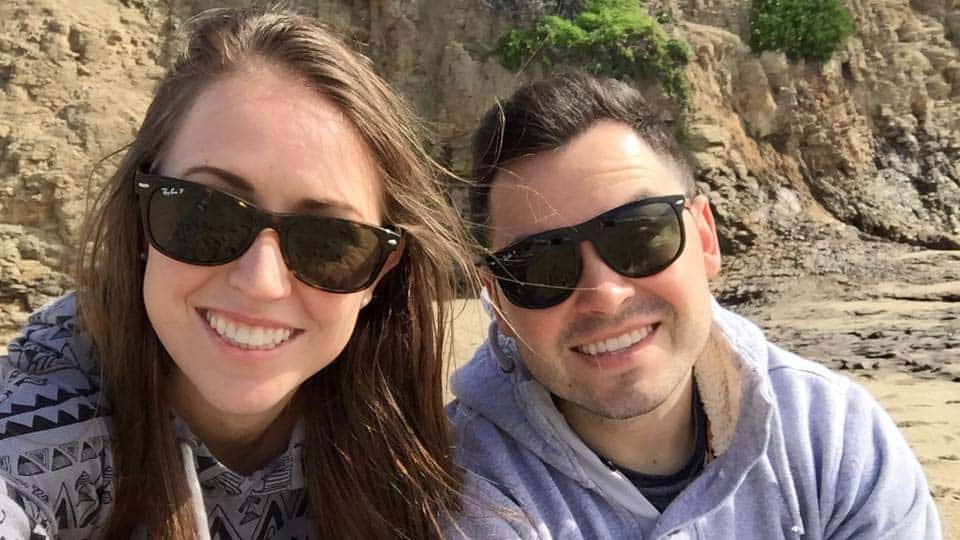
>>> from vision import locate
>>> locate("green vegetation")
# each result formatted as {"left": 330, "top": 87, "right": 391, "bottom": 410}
{"left": 748, "top": 0, "right": 854, "bottom": 62}
{"left": 495, "top": 0, "right": 691, "bottom": 109}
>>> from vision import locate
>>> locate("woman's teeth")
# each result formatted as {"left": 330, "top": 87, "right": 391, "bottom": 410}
{"left": 576, "top": 326, "right": 653, "bottom": 356}
{"left": 205, "top": 311, "right": 294, "bottom": 350}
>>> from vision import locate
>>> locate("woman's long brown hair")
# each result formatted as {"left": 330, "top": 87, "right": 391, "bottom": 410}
{"left": 75, "top": 6, "right": 474, "bottom": 539}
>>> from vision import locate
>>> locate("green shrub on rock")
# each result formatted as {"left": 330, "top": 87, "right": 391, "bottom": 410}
{"left": 496, "top": 0, "right": 691, "bottom": 109}
{"left": 748, "top": 0, "right": 854, "bottom": 62}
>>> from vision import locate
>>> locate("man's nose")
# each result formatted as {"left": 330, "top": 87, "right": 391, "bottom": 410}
{"left": 570, "top": 241, "right": 636, "bottom": 315}
{"left": 227, "top": 229, "right": 293, "bottom": 300}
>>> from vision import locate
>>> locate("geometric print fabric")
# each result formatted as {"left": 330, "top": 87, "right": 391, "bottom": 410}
{"left": 0, "top": 295, "right": 314, "bottom": 539}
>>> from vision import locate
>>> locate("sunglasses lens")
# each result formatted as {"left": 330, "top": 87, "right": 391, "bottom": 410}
{"left": 488, "top": 197, "right": 686, "bottom": 310}
{"left": 493, "top": 238, "right": 579, "bottom": 309}
{"left": 285, "top": 217, "right": 387, "bottom": 292}
{"left": 595, "top": 201, "right": 683, "bottom": 277}
{"left": 147, "top": 184, "right": 255, "bottom": 264}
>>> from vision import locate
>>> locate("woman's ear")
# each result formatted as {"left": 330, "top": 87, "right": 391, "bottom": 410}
{"left": 367, "top": 237, "right": 405, "bottom": 293}
{"left": 380, "top": 237, "right": 405, "bottom": 276}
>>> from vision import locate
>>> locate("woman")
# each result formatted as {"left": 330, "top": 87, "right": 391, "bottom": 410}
{"left": 0, "top": 6, "right": 473, "bottom": 539}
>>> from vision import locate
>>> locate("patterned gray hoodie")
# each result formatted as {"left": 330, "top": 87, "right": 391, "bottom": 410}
{"left": 0, "top": 294, "right": 312, "bottom": 539}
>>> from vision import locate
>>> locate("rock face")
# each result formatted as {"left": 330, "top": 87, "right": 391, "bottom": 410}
{"left": 666, "top": 0, "right": 960, "bottom": 254}
{"left": 0, "top": 0, "right": 166, "bottom": 339}
{"left": 2, "top": 0, "right": 960, "bottom": 341}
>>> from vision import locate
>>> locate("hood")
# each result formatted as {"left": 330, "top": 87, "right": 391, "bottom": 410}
{"left": 4, "top": 293, "right": 98, "bottom": 380}
{"left": 4, "top": 293, "right": 307, "bottom": 538}
{"left": 451, "top": 300, "right": 769, "bottom": 458}
{"left": 450, "top": 300, "right": 790, "bottom": 523}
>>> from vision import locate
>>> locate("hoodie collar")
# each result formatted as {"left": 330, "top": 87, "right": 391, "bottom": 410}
{"left": 451, "top": 300, "right": 779, "bottom": 492}
{"left": 172, "top": 412, "right": 306, "bottom": 498}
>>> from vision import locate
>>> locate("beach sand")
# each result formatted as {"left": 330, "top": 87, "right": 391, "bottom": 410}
{"left": 448, "top": 298, "right": 959, "bottom": 538}
{"left": 858, "top": 374, "right": 959, "bottom": 538}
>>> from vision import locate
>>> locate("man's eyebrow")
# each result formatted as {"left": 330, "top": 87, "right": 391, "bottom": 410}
{"left": 180, "top": 165, "right": 363, "bottom": 216}
{"left": 629, "top": 188, "right": 659, "bottom": 201}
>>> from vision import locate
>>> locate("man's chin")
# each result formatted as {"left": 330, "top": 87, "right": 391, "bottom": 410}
{"left": 560, "top": 391, "right": 668, "bottom": 421}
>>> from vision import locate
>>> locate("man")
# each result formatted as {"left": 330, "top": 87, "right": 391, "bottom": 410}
{"left": 447, "top": 73, "right": 940, "bottom": 539}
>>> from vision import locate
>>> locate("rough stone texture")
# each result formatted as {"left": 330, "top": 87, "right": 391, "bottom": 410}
{"left": 1, "top": 0, "right": 959, "bottom": 340}
{"left": 672, "top": 0, "right": 960, "bottom": 254}
{"left": 0, "top": 0, "right": 166, "bottom": 340}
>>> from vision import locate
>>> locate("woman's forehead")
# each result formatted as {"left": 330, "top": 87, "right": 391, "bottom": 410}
{"left": 161, "top": 66, "right": 385, "bottom": 222}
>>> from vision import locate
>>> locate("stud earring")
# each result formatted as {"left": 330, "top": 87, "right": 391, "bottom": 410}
{"left": 361, "top": 295, "right": 372, "bottom": 307}
{"left": 139, "top": 251, "right": 146, "bottom": 261}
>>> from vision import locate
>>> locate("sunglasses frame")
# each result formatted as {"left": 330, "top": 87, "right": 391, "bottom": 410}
{"left": 484, "top": 195, "right": 688, "bottom": 309}
{"left": 135, "top": 171, "right": 402, "bottom": 293}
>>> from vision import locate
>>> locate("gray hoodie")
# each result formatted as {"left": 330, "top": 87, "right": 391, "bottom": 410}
{"left": 447, "top": 302, "right": 941, "bottom": 539}
{"left": 0, "top": 294, "right": 312, "bottom": 539}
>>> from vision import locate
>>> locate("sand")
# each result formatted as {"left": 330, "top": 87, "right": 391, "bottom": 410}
{"left": 448, "top": 299, "right": 959, "bottom": 538}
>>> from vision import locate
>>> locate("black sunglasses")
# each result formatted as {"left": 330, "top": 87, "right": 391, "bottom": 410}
{"left": 484, "top": 195, "right": 687, "bottom": 309}
{"left": 135, "top": 172, "right": 401, "bottom": 293}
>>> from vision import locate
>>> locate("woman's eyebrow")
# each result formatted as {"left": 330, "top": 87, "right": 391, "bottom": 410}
{"left": 182, "top": 165, "right": 254, "bottom": 193}
{"left": 181, "top": 164, "right": 363, "bottom": 216}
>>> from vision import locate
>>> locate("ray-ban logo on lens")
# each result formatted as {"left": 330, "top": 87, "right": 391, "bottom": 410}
{"left": 161, "top": 187, "right": 184, "bottom": 197}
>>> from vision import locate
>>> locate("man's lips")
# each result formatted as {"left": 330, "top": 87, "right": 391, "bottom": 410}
{"left": 571, "top": 322, "right": 661, "bottom": 356}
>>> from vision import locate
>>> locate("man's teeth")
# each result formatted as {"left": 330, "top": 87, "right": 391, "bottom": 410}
{"left": 205, "top": 311, "right": 293, "bottom": 350}
{"left": 576, "top": 326, "right": 653, "bottom": 356}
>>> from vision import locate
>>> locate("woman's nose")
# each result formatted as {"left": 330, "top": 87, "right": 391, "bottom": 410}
{"left": 227, "top": 229, "right": 293, "bottom": 300}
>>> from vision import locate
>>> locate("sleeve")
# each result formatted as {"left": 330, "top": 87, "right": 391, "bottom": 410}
{"left": 0, "top": 293, "right": 104, "bottom": 538}
{"left": 0, "top": 479, "right": 56, "bottom": 539}
{"left": 445, "top": 470, "right": 538, "bottom": 540}
{"left": 823, "top": 382, "right": 942, "bottom": 539}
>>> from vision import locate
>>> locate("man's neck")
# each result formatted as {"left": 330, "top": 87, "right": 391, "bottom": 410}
{"left": 560, "top": 371, "right": 697, "bottom": 476}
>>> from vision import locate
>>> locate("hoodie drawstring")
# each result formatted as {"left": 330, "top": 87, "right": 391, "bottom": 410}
{"left": 180, "top": 442, "right": 212, "bottom": 540}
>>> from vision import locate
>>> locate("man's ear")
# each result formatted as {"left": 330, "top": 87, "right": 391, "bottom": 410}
{"left": 479, "top": 269, "right": 517, "bottom": 339}
{"left": 689, "top": 194, "right": 721, "bottom": 278}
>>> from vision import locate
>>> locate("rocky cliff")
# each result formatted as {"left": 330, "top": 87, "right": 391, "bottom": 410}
{"left": 2, "top": 0, "right": 959, "bottom": 340}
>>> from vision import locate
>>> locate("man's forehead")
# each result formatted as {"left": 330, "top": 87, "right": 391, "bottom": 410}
{"left": 487, "top": 174, "right": 654, "bottom": 237}
{"left": 485, "top": 125, "right": 685, "bottom": 249}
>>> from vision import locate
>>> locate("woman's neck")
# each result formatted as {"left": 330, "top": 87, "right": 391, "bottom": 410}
{"left": 167, "top": 377, "right": 299, "bottom": 474}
